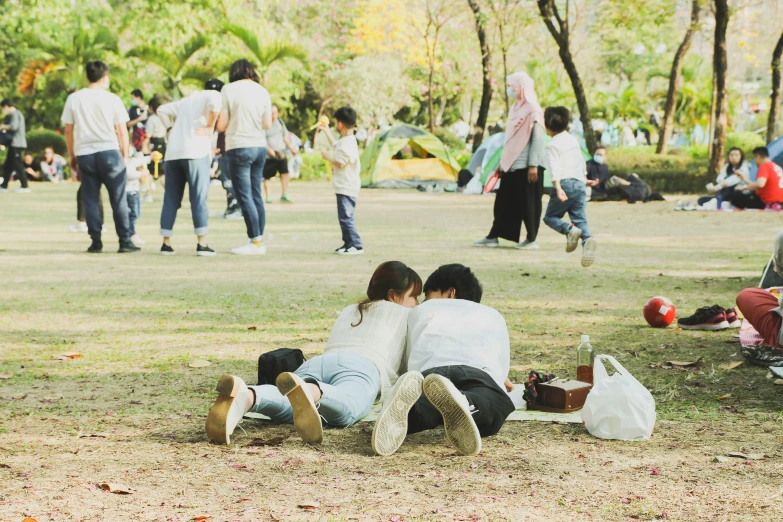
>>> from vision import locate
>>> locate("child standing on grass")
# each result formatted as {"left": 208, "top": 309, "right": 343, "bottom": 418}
{"left": 542, "top": 106, "right": 597, "bottom": 267}
{"left": 318, "top": 106, "right": 364, "bottom": 255}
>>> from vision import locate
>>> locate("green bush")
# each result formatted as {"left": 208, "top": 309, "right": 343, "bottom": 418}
{"left": 26, "top": 129, "right": 67, "bottom": 156}
{"left": 432, "top": 127, "right": 467, "bottom": 151}
{"left": 726, "top": 132, "right": 765, "bottom": 155}
{"left": 610, "top": 149, "right": 710, "bottom": 194}
{"left": 454, "top": 150, "right": 472, "bottom": 169}
{"left": 298, "top": 152, "right": 330, "bottom": 181}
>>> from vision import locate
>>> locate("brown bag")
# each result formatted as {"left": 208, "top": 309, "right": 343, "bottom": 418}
{"left": 531, "top": 378, "right": 592, "bottom": 413}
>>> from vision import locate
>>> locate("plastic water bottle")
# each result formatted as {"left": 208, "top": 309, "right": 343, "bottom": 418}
{"left": 577, "top": 335, "right": 594, "bottom": 384}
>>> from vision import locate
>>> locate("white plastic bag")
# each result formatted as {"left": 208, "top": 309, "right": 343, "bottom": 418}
{"left": 581, "top": 355, "right": 656, "bottom": 441}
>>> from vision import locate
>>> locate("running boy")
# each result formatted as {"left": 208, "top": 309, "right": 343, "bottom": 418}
{"left": 542, "top": 106, "right": 597, "bottom": 267}
{"left": 318, "top": 107, "right": 363, "bottom": 255}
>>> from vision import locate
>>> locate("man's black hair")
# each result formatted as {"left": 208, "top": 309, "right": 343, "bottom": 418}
{"left": 0, "top": 98, "right": 13, "bottom": 108}
{"left": 753, "top": 146, "right": 769, "bottom": 158}
{"left": 424, "top": 264, "right": 483, "bottom": 303}
{"left": 204, "top": 78, "right": 224, "bottom": 92}
{"left": 85, "top": 61, "right": 110, "bottom": 83}
{"left": 544, "top": 106, "right": 570, "bottom": 134}
{"left": 334, "top": 106, "right": 357, "bottom": 128}
{"left": 131, "top": 89, "right": 144, "bottom": 99}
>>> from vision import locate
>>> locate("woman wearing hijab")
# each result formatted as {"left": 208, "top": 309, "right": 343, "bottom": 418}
{"left": 474, "top": 72, "right": 546, "bottom": 250}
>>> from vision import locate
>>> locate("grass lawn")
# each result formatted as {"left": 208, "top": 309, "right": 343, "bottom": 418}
{"left": 1, "top": 181, "right": 782, "bottom": 522}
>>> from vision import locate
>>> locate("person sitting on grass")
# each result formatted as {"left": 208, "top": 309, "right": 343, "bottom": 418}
{"left": 40, "top": 147, "right": 67, "bottom": 183}
{"left": 736, "top": 230, "right": 783, "bottom": 349}
{"left": 730, "top": 147, "right": 783, "bottom": 210}
{"left": 21, "top": 153, "right": 41, "bottom": 181}
{"left": 371, "top": 264, "right": 515, "bottom": 457}
{"left": 206, "top": 261, "right": 422, "bottom": 445}
{"left": 586, "top": 146, "right": 610, "bottom": 201}
{"left": 696, "top": 147, "right": 748, "bottom": 208}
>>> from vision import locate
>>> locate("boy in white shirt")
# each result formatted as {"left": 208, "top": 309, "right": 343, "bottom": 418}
{"left": 318, "top": 107, "right": 363, "bottom": 255}
{"left": 542, "top": 106, "right": 597, "bottom": 267}
{"left": 371, "top": 264, "right": 515, "bottom": 457}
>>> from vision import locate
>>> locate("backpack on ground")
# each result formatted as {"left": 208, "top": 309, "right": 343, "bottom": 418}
{"left": 257, "top": 348, "right": 305, "bottom": 385}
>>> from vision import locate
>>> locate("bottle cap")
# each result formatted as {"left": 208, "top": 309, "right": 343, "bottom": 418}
{"left": 581, "top": 335, "right": 590, "bottom": 343}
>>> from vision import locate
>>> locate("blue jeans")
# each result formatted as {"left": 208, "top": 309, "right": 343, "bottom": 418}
{"left": 544, "top": 178, "right": 592, "bottom": 243}
{"left": 127, "top": 191, "right": 140, "bottom": 236}
{"left": 227, "top": 147, "right": 267, "bottom": 241}
{"left": 248, "top": 352, "right": 380, "bottom": 427}
{"left": 78, "top": 150, "right": 131, "bottom": 243}
{"left": 336, "top": 194, "right": 362, "bottom": 249}
{"left": 160, "top": 157, "right": 211, "bottom": 237}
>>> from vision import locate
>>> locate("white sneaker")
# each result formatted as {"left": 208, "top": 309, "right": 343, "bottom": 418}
{"left": 582, "top": 237, "right": 597, "bottom": 268}
{"left": 515, "top": 240, "right": 540, "bottom": 250}
{"left": 231, "top": 242, "right": 266, "bottom": 255}
{"left": 14, "top": 187, "right": 31, "bottom": 193}
{"left": 276, "top": 372, "right": 323, "bottom": 444}
{"left": 372, "top": 372, "right": 424, "bottom": 456}
{"left": 142, "top": 195, "right": 153, "bottom": 203}
{"left": 566, "top": 226, "right": 583, "bottom": 253}
{"left": 205, "top": 375, "right": 249, "bottom": 445}
{"left": 473, "top": 237, "right": 499, "bottom": 248}
{"left": 674, "top": 200, "right": 685, "bottom": 211}
{"left": 67, "top": 222, "right": 88, "bottom": 233}
{"left": 422, "top": 374, "right": 481, "bottom": 456}
{"left": 130, "top": 234, "right": 145, "bottom": 246}
{"left": 335, "top": 246, "right": 364, "bottom": 256}
{"left": 720, "top": 201, "right": 735, "bottom": 211}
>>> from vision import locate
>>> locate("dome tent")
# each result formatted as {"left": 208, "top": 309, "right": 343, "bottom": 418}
{"left": 360, "top": 124, "right": 460, "bottom": 188}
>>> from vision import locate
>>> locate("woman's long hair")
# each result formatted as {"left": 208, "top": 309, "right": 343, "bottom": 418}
{"left": 353, "top": 261, "right": 422, "bottom": 327}
{"left": 726, "top": 147, "right": 744, "bottom": 175}
{"left": 229, "top": 59, "right": 259, "bottom": 83}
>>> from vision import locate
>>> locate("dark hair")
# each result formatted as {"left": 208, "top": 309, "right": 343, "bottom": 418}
{"left": 334, "top": 106, "right": 357, "bottom": 128}
{"left": 353, "top": 261, "right": 422, "bottom": 326}
{"left": 131, "top": 89, "right": 144, "bottom": 99}
{"left": 726, "top": 146, "right": 745, "bottom": 174}
{"left": 424, "top": 264, "right": 483, "bottom": 303}
{"left": 0, "top": 98, "right": 13, "bottom": 108}
{"left": 595, "top": 146, "right": 607, "bottom": 153}
{"left": 753, "top": 146, "right": 769, "bottom": 159}
{"left": 229, "top": 59, "right": 259, "bottom": 83}
{"left": 204, "top": 78, "right": 224, "bottom": 92}
{"left": 85, "top": 61, "right": 110, "bottom": 83}
{"left": 148, "top": 96, "right": 163, "bottom": 113}
{"left": 544, "top": 106, "right": 570, "bottom": 134}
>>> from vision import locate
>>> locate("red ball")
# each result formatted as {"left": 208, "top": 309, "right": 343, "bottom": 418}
{"left": 644, "top": 296, "right": 676, "bottom": 328}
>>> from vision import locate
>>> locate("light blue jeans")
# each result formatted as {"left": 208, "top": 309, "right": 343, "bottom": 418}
{"left": 544, "top": 178, "right": 592, "bottom": 243}
{"left": 248, "top": 352, "right": 380, "bottom": 427}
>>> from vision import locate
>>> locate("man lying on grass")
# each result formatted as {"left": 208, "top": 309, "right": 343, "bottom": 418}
{"left": 372, "top": 264, "right": 515, "bottom": 457}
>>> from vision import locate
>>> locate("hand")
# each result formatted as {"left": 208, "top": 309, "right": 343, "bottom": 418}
{"left": 139, "top": 112, "right": 148, "bottom": 122}
{"left": 527, "top": 166, "right": 538, "bottom": 183}
{"left": 586, "top": 179, "right": 599, "bottom": 187}
{"left": 504, "top": 378, "right": 514, "bottom": 392}
{"left": 69, "top": 156, "right": 78, "bottom": 174}
{"left": 557, "top": 189, "right": 568, "bottom": 202}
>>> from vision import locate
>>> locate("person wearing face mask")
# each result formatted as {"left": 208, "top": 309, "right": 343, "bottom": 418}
{"left": 0, "top": 99, "right": 30, "bottom": 193}
{"left": 586, "top": 146, "right": 610, "bottom": 201}
{"left": 474, "top": 72, "right": 546, "bottom": 250}
{"left": 62, "top": 60, "right": 138, "bottom": 254}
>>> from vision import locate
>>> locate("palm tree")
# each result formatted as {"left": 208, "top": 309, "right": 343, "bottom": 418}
{"left": 224, "top": 24, "right": 307, "bottom": 81}
{"left": 126, "top": 34, "right": 213, "bottom": 98}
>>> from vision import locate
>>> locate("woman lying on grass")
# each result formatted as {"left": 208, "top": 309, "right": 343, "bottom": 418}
{"left": 206, "top": 261, "right": 422, "bottom": 445}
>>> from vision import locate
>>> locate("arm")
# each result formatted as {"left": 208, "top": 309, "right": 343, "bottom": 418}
{"left": 216, "top": 111, "right": 229, "bottom": 133}
{"left": 115, "top": 124, "right": 129, "bottom": 160}
{"left": 156, "top": 103, "right": 177, "bottom": 129}
{"left": 126, "top": 110, "right": 147, "bottom": 128}
{"left": 283, "top": 129, "right": 297, "bottom": 155}
{"left": 526, "top": 123, "right": 545, "bottom": 183}
{"left": 261, "top": 106, "right": 273, "bottom": 130}
{"left": 65, "top": 124, "right": 78, "bottom": 174}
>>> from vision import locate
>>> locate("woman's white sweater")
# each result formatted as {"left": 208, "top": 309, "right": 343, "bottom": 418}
{"left": 324, "top": 301, "right": 410, "bottom": 401}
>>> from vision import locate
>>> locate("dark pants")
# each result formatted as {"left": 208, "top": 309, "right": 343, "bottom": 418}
{"left": 77, "top": 184, "right": 104, "bottom": 222}
{"left": 337, "top": 194, "right": 362, "bottom": 249}
{"left": 730, "top": 191, "right": 767, "bottom": 210}
{"left": 127, "top": 192, "right": 140, "bottom": 236}
{"left": 489, "top": 167, "right": 544, "bottom": 243}
{"left": 78, "top": 150, "right": 131, "bottom": 243}
{"left": 408, "top": 366, "right": 515, "bottom": 438}
{"left": 2, "top": 146, "right": 28, "bottom": 188}
{"left": 227, "top": 147, "right": 267, "bottom": 240}
{"left": 736, "top": 288, "right": 783, "bottom": 348}
{"left": 218, "top": 156, "right": 238, "bottom": 213}
{"left": 698, "top": 186, "right": 736, "bottom": 206}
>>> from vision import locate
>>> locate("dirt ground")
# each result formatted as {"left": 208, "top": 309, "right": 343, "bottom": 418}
{"left": 1, "top": 182, "right": 782, "bottom": 521}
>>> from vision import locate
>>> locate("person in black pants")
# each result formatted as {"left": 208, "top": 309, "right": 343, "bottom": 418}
{"left": 0, "top": 99, "right": 29, "bottom": 193}
{"left": 372, "top": 264, "right": 515, "bottom": 457}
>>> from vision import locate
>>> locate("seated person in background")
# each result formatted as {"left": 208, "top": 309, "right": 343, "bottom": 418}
{"left": 40, "top": 147, "right": 66, "bottom": 183}
{"left": 371, "top": 264, "right": 515, "bottom": 457}
{"left": 586, "top": 146, "right": 610, "bottom": 200}
{"left": 606, "top": 173, "right": 663, "bottom": 203}
{"left": 697, "top": 147, "right": 748, "bottom": 208}
{"left": 22, "top": 153, "right": 42, "bottom": 181}
{"left": 731, "top": 147, "right": 783, "bottom": 210}
{"left": 736, "top": 230, "right": 783, "bottom": 348}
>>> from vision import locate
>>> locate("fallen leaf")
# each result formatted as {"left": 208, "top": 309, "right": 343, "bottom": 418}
{"left": 298, "top": 501, "right": 320, "bottom": 510}
{"left": 40, "top": 395, "right": 62, "bottom": 403}
{"left": 188, "top": 360, "right": 211, "bottom": 368}
{"left": 192, "top": 517, "right": 212, "bottom": 521}
{"left": 79, "top": 433, "right": 108, "bottom": 439}
{"left": 246, "top": 436, "right": 288, "bottom": 446}
{"left": 0, "top": 372, "right": 12, "bottom": 379}
{"left": 99, "top": 483, "right": 134, "bottom": 494}
{"left": 63, "top": 352, "right": 82, "bottom": 358}
{"left": 663, "top": 357, "right": 703, "bottom": 369}
{"left": 720, "top": 361, "right": 743, "bottom": 370}
{"left": 647, "top": 467, "right": 661, "bottom": 476}
{"left": 774, "top": 379, "right": 783, "bottom": 385}
{"left": 247, "top": 326, "right": 257, "bottom": 331}
{"left": 713, "top": 456, "right": 730, "bottom": 463}
{"left": 229, "top": 463, "right": 247, "bottom": 469}
{"left": 717, "top": 394, "right": 733, "bottom": 400}
{"left": 236, "top": 498, "right": 251, "bottom": 503}
{"left": 0, "top": 463, "right": 10, "bottom": 468}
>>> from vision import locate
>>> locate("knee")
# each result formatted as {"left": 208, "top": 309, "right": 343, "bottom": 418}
{"left": 736, "top": 287, "right": 759, "bottom": 310}
{"left": 477, "top": 416, "right": 506, "bottom": 438}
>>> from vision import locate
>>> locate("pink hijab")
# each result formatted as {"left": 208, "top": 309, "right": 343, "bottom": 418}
{"left": 500, "top": 72, "right": 545, "bottom": 172}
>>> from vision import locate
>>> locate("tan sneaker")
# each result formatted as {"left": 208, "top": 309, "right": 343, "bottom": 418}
{"left": 422, "top": 374, "right": 481, "bottom": 456}
{"left": 372, "top": 371, "right": 424, "bottom": 456}
{"left": 205, "top": 375, "right": 249, "bottom": 445}
{"left": 276, "top": 372, "right": 323, "bottom": 444}
{"left": 581, "top": 237, "right": 597, "bottom": 267}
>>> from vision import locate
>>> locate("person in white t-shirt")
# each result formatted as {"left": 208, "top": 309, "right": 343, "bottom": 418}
{"left": 372, "top": 264, "right": 515, "bottom": 457}
{"left": 541, "top": 106, "right": 597, "bottom": 268}
{"left": 155, "top": 79, "right": 224, "bottom": 257}
{"left": 216, "top": 60, "right": 273, "bottom": 256}
{"left": 61, "top": 60, "right": 138, "bottom": 254}
{"left": 316, "top": 106, "right": 363, "bottom": 255}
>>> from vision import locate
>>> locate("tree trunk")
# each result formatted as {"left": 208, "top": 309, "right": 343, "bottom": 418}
{"left": 436, "top": 94, "right": 447, "bottom": 127}
{"left": 708, "top": 0, "right": 729, "bottom": 177}
{"left": 656, "top": 0, "right": 700, "bottom": 154}
{"left": 537, "top": 0, "right": 597, "bottom": 153}
{"left": 498, "top": 22, "right": 509, "bottom": 114}
{"left": 768, "top": 29, "right": 783, "bottom": 143}
{"left": 467, "top": 0, "right": 492, "bottom": 152}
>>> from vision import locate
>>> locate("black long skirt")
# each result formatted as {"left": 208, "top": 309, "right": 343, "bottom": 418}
{"left": 488, "top": 167, "right": 544, "bottom": 243}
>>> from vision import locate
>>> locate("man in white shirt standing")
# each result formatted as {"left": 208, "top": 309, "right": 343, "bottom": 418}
{"left": 155, "top": 78, "right": 224, "bottom": 257}
{"left": 371, "top": 264, "right": 515, "bottom": 457}
{"left": 61, "top": 60, "right": 138, "bottom": 254}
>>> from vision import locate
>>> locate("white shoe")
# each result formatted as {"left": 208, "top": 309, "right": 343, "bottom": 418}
{"left": 142, "top": 195, "right": 153, "bottom": 203}
{"left": 566, "top": 226, "right": 583, "bottom": 253}
{"left": 372, "top": 372, "right": 424, "bottom": 456}
{"left": 205, "top": 375, "right": 249, "bottom": 445}
{"left": 335, "top": 246, "right": 364, "bottom": 256}
{"left": 276, "top": 372, "right": 323, "bottom": 444}
{"left": 473, "top": 237, "right": 499, "bottom": 248}
{"left": 14, "top": 187, "right": 31, "bottom": 193}
{"left": 582, "top": 237, "right": 597, "bottom": 267}
{"left": 720, "top": 201, "right": 735, "bottom": 211}
{"left": 674, "top": 200, "right": 685, "bottom": 211}
{"left": 515, "top": 240, "right": 540, "bottom": 250}
{"left": 68, "top": 222, "right": 88, "bottom": 233}
{"left": 130, "top": 234, "right": 145, "bottom": 246}
{"left": 422, "top": 374, "right": 481, "bottom": 456}
{"left": 232, "top": 242, "right": 266, "bottom": 255}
